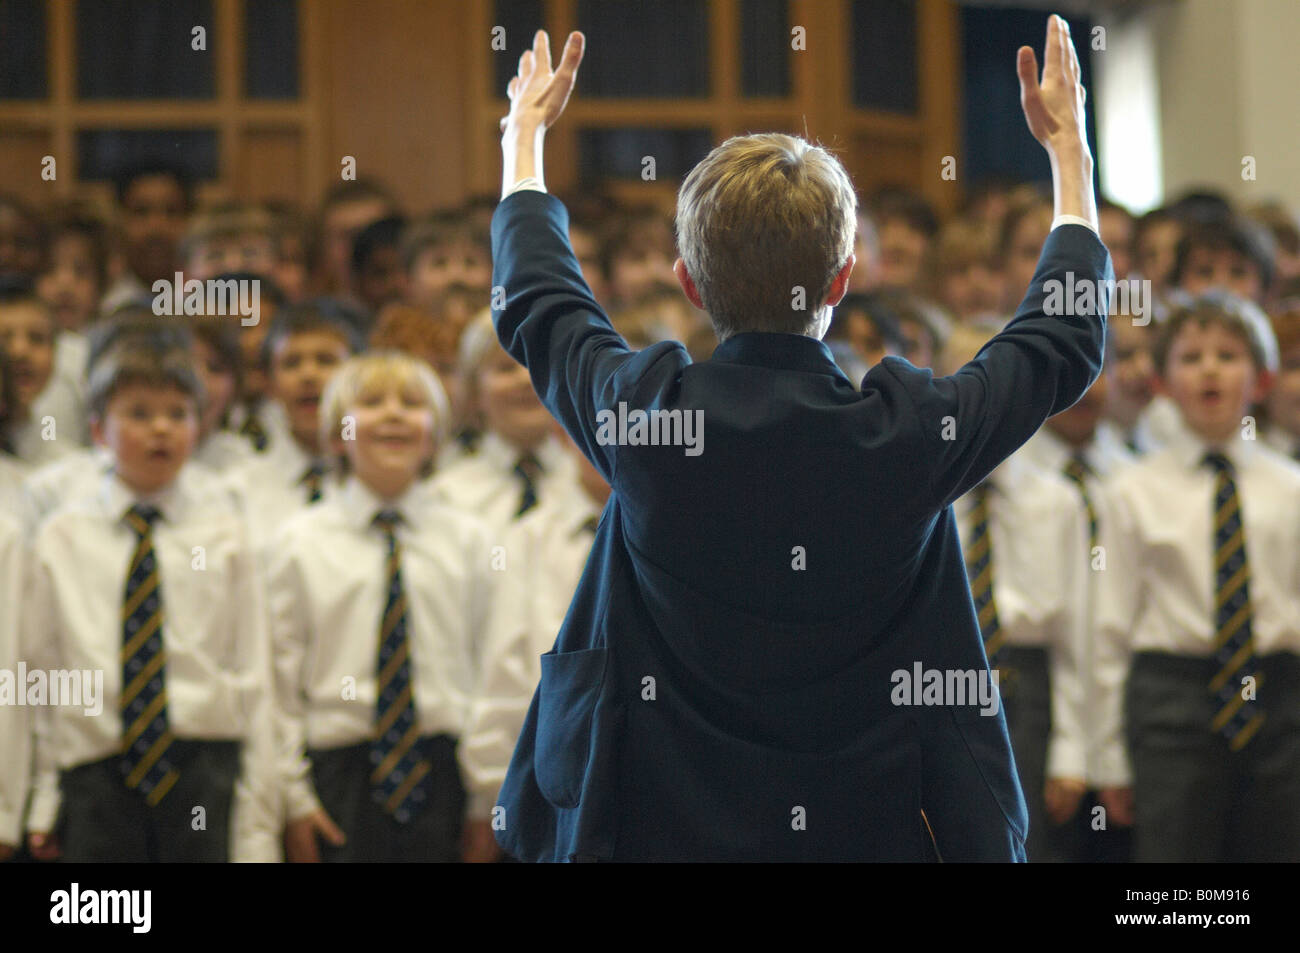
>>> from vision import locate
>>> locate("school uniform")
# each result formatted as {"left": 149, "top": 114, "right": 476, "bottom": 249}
{"left": 226, "top": 430, "right": 334, "bottom": 548}
{"left": 1098, "top": 393, "right": 1181, "bottom": 457}
{"left": 266, "top": 474, "right": 497, "bottom": 862}
{"left": 1262, "top": 423, "right": 1300, "bottom": 462}
{"left": 22, "top": 464, "right": 280, "bottom": 861}
{"left": 0, "top": 512, "right": 29, "bottom": 849}
{"left": 955, "top": 454, "right": 1089, "bottom": 861}
{"left": 1020, "top": 423, "right": 1136, "bottom": 861}
{"left": 191, "top": 428, "right": 256, "bottom": 474}
{"left": 488, "top": 187, "right": 1111, "bottom": 861}
{"left": 1094, "top": 419, "right": 1300, "bottom": 861}
{"left": 0, "top": 451, "right": 28, "bottom": 524}
{"left": 460, "top": 489, "right": 603, "bottom": 822}
{"left": 430, "top": 430, "right": 582, "bottom": 533}
{"left": 229, "top": 397, "right": 291, "bottom": 456}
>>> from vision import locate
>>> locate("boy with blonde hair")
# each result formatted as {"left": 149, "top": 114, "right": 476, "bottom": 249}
{"left": 489, "top": 20, "right": 1109, "bottom": 862}
{"left": 270, "top": 351, "right": 496, "bottom": 862}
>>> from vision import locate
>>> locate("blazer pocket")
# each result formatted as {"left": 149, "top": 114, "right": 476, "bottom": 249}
{"left": 534, "top": 647, "right": 608, "bottom": 809}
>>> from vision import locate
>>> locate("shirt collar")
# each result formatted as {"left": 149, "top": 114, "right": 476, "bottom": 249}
{"left": 478, "top": 430, "right": 567, "bottom": 473}
{"left": 101, "top": 465, "right": 186, "bottom": 525}
{"left": 1162, "top": 413, "right": 1258, "bottom": 472}
{"left": 710, "top": 332, "right": 852, "bottom": 384}
{"left": 340, "top": 473, "right": 429, "bottom": 532}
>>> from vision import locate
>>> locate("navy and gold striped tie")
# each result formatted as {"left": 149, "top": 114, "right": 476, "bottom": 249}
{"left": 300, "top": 463, "right": 327, "bottom": 504}
{"left": 1062, "top": 453, "right": 1100, "bottom": 551}
{"left": 964, "top": 482, "right": 1004, "bottom": 668}
{"left": 369, "top": 510, "right": 433, "bottom": 824}
{"left": 1204, "top": 452, "right": 1265, "bottom": 750}
{"left": 512, "top": 453, "right": 542, "bottom": 517}
{"left": 119, "top": 503, "right": 180, "bottom": 805}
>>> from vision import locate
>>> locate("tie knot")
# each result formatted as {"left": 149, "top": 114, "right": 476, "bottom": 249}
{"left": 1203, "top": 451, "right": 1234, "bottom": 475}
{"left": 1063, "top": 454, "right": 1092, "bottom": 481}
{"left": 373, "top": 509, "right": 403, "bottom": 535}
{"left": 513, "top": 452, "right": 542, "bottom": 480}
{"left": 124, "top": 503, "right": 161, "bottom": 535}
{"left": 301, "top": 462, "right": 327, "bottom": 483}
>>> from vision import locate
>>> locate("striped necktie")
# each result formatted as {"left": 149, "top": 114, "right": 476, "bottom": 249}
{"left": 1061, "top": 453, "right": 1100, "bottom": 550}
{"left": 238, "top": 412, "right": 269, "bottom": 452}
{"left": 964, "top": 482, "right": 1004, "bottom": 668}
{"left": 300, "top": 463, "right": 327, "bottom": 504}
{"left": 512, "top": 452, "right": 542, "bottom": 517}
{"left": 1203, "top": 452, "right": 1265, "bottom": 750}
{"left": 369, "top": 509, "right": 433, "bottom": 823}
{"left": 120, "top": 503, "right": 180, "bottom": 805}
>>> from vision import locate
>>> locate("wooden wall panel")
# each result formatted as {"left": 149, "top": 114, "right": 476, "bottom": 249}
{"left": 316, "top": 0, "right": 474, "bottom": 215}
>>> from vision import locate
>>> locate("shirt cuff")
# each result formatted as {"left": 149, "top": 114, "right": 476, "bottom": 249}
{"left": 1051, "top": 214, "right": 1098, "bottom": 234}
{"left": 504, "top": 177, "right": 547, "bottom": 198}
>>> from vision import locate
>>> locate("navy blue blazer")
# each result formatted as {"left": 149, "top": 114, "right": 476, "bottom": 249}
{"left": 489, "top": 189, "right": 1111, "bottom": 861}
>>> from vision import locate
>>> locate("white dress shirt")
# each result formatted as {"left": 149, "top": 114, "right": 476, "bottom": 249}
{"left": 0, "top": 512, "right": 29, "bottom": 845}
{"left": 460, "top": 489, "right": 603, "bottom": 817}
{"left": 191, "top": 428, "right": 256, "bottom": 474}
{"left": 429, "top": 430, "right": 582, "bottom": 535}
{"left": 23, "top": 464, "right": 280, "bottom": 860}
{"left": 1263, "top": 424, "right": 1300, "bottom": 462}
{"left": 955, "top": 453, "right": 1091, "bottom": 779}
{"left": 0, "top": 451, "right": 28, "bottom": 526}
{"left": 266, "top": 475, "right": 499, "bottom": 823}
{"left": 1092, "top": 418, "right": 1300, "bottom": 786}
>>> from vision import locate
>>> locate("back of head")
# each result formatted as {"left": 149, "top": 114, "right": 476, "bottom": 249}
{"left": 675, "top": 133, "right": 857, "bottom": 340}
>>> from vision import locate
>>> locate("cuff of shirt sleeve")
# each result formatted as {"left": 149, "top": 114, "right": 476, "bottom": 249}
{"left": 504, "top": 177, "right": 547, "bottom": 198}
{"left": 1089, "top": 748, "right": 1133, "bottom": 789}
{"left": 1046, "top": 737, "right": 1087, "bottom": 782}
{"left": 0, "top": 809, "right": 21, "bottom": 847}
{"left": 26, "top": 776, "right": 59, "bottom": 835}
{"left": 284, "top": 779, "right": 323, "bottom": 824}
{"left": 1051, "top": 214, "right": 1098, "bottom": 234}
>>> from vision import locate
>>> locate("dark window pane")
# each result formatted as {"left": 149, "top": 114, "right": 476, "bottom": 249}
{"left": 492, "top": 0, "right": 544, "bottom": 99}
{"left": 78, "top": 0, "right": 214, "bottom": 99}
{"left": 577, "top": 0, "right": 708, "bottom": 97}
{"left": 850, "top": 0, "right": 917, "bottom": 113}
{"left": 578, "top": 127, "right": 713, "bottom": 182}
{"left": 78, "top": 129, "right": 219, "bottom": 183}
{"left": 741, "top": 0, "right": 789, "bottom": 97}
{"left": 245, "top": 0, "right": 298, "bottom": 99}
{"left": 0, "top": 0, "right": 46, "bottom": 99}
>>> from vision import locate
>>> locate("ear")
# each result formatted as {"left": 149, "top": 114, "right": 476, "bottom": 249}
{"left": 824, "top": 255, "right": 857, "bottom": 308}
{"left": 673, "top": 258, "right": 705, "bottom": 311}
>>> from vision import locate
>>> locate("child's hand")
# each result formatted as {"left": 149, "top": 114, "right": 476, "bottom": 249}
{"left": 499, "top": 30, "right": 585, "bottom": 137}
{"left": 27, "top": 831, "right": 60, "bottom": 861}
{"left": 1016, "top": 15, "right": 1090, "bottom": 163}
{"left": 1097, "top": 786, "right": 1135, "bottom": 827}
{"left": 461, "top": 818, "right": 503, "bottom": 863}
{"left": 1043, "top": 776, "right": 1087, "bottom": 824}
{"left": 283, "top": 809, "right": 346, "bottom": 863}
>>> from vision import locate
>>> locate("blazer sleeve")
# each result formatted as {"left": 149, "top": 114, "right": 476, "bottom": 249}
{"left": 884, "top": 223, "right": 1113, "bottom": 511}
{"left": 489, "top": 190, "right": 690, "bottom": 484}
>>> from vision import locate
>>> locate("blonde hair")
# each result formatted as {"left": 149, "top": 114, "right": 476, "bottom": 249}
{"left": 319, "top": 350, "right": 451, "bottom": 473}
{"left": 675, "top": 133, "right": 857, "bottom": 340}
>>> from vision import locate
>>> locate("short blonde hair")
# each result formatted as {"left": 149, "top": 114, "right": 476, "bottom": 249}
{"left": 319, "top": 350, "right": 451, "bottom": 473}
{"left": 675, "top": 133, "right": 857, "bottom": 340}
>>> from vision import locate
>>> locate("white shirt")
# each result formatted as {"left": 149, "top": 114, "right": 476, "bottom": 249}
{"left": 0, "top": 512, "right": 29, "bottom": 844}
{"left": 23, "top": 464, "right": 280, "bottom": 860}
{"left": 191, "top": 428, "right": 256, "bottom": 474}
{"left": 429, "top": 431, "right": 582, "bottom": 535}
{"left": 1092, "top": 419, "right": 1300, "bottom": 786}
{"left": 266, "top": 475, "right": 498, "bottom": 822}
{"left": 460, "top": 489, "right": 603, "bottom": 817}
{"left": 1263, "top": 424, "right": 1300, "bottom": 462}
{"left": 0, "top": 451, "right": 28, "bottom": 525}
{"left": 955, "top": 453, "right": 1091, "bottom": 779}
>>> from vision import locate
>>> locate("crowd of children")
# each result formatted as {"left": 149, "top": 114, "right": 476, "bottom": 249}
{"left": 0, "top": 160, "right": 1298, "bottom": 861}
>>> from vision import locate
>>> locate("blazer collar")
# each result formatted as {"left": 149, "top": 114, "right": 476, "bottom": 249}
{"left": 710, "top": 332, "right": 850, "bottom": 383}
